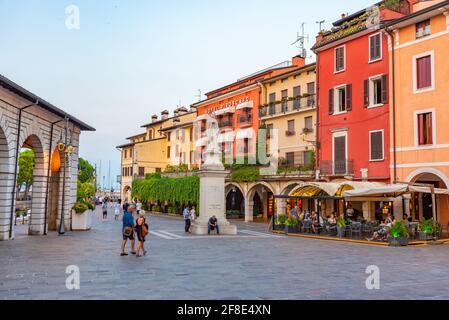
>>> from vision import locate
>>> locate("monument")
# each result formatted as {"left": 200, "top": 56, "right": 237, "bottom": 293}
{"left": 191, "top": 119, "right": 238, "bottom": 235}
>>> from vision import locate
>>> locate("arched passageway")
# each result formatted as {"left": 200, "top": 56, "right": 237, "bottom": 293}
{"left": 226, "top": 184, "right": 244, "bottom": 218}
{"left": 246, "top": 182, "right": 275, "bottom": 222}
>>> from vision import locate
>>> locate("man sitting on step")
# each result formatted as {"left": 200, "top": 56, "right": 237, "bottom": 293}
{"left": 208, "top": 216, "right": 220, "bottom": 235}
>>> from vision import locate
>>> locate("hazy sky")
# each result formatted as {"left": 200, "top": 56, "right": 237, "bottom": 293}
{"left": 0, "top": 0, "right": 374, "bottom": 190}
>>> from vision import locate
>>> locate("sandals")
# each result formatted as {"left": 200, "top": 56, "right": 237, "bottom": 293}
{"left": 120, "top": 253, "right": 128, "bottom": 256}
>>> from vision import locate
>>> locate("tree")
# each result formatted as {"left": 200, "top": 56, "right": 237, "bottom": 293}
{"left": 17, "top": 150, "right": 35, "bottom": 200}
{"left": 78, "top": 157, "right": 95, "bottom": 184}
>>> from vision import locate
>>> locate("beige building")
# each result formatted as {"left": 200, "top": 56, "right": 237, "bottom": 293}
{"left": 117, "top": 107, "right": 197, "bottom": 200}
{"left": 259, "top": 63, "right": 317, "bottom": 169}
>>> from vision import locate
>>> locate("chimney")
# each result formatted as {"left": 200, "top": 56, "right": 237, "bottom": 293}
{"left": 174, "top": 109, "right": 179, "bottom": 117}
{"left": 161, "top": 110, "right": 169, "bottom": 120}
{"left": 151, "top": 115, "right": 158, "bottom": 123}
{"left": 292, "top": 55, "right": 306, "bottom": 67}
{"left": 341, "top": 13, "right": 347, "bottom": 19}
{"left": 178, "top": 107, "right": 188, "bottom": 116}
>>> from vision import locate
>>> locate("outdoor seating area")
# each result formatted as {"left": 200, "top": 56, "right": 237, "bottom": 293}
{"left": 273, "top": 213, "right": 449, "bottom": 246}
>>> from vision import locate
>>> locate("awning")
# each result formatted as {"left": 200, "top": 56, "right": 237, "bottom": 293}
{"left": 344, "top": 184, "right": 449, "bottom": 198}
{"left": 236, "top": 128, "right": 254, "bottom": 140}
{"left": 290, "top": 181, "right": 385, "bottom": 197}
{"left": 217, "top": 132, "right": 235, "bottom": 143}
{"left": 215, "top": 107, "right": 235, "bottom": 116}
{"left": 197, "top": 114, "right": 209, "bottom": 121}
{"left": 236, "top": 101, "right": 254, "bottom": 110}
{"left": 195, "top": 137, "right": 208, "bottom": 147}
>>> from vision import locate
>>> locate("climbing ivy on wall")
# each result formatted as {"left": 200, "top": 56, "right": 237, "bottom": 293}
{"left": 132, "top": 176, "right": 199, "bottom": 206}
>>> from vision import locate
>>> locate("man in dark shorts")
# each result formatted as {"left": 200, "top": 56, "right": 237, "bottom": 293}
{"left": 121, "top": 209, "right": 136, "bottom": 256}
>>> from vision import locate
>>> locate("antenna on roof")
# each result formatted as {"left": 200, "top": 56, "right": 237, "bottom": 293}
{"left": 291, "top": 22, "right": 309, "bottom": 58}
{"left": 316, "top": 19, "right": 326, "bottom": 33}
{"left": 196, "top": 89, "right": 202, "bottom": 102}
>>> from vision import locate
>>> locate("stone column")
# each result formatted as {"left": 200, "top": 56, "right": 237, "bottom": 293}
{"left": 245, "top": 198, "right": 254, "bottom": 223}
{"left": 191, "top": 170, "right": 237, "bottom": 235}
{"left": 276, "top": 198, "right": 286, "bottom": 216}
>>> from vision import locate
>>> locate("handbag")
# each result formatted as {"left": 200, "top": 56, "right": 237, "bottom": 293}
{"left": 123, "top": 226, "right": 133, "bottom": 237}
{"left": 141, "top": 224, "right": 149, "bottom": 238}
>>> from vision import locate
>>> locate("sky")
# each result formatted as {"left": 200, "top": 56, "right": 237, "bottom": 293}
{"left": 0, "top": 0, "right": 375, "bottom": 190}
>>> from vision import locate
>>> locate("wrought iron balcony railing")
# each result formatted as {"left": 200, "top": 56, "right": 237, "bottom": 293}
{"left": 259, "top": 95, "right": 316, "bottom": 118}
{"left": 319, "top": 160, "right": 355, "bottom": 176}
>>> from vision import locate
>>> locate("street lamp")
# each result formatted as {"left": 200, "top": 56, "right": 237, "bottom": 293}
{"left": 57, "top": 117, "right": 75, "bottom": 235}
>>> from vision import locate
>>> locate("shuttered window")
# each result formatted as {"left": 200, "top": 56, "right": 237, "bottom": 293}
{"left": 416, "top": 55, "right": 432, "bottom": 90}
{"left": 333, "top": 135, "right": 347, "bottom": 175}
{"left": 286, "top": 153, "right": 295, "bottom": 166}
{"left": 138, "top": 167, "right": 145, "bottom": 177}
{"left": 369, "top": 33, "right": 381, "bottom": 61}
{"left": 370, "top": 131, "right": 384, "bottom": 161}
{"left": 293, "top": 86, "right": 301, "bottom": 109}
{"left": 335, "top": 46, "right": 345, "bottom": 72}
{"left": 418, "top": 112, "right": 433, "bottom": 145}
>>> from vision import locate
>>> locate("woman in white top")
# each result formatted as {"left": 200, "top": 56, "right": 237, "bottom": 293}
{"left": 190, "top": 206, "right": 197, "bottom": 222}
{"left": 114, "top": 202, "right": 121, "bottom": 221}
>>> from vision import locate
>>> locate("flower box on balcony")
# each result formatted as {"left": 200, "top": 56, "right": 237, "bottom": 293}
{"left": 285, "top": 131, "right": 296, "bottom": 137}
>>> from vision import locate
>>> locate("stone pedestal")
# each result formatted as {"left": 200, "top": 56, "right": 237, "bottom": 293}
{"left": 191, "top": 170, "right": 238, "bottom": 236}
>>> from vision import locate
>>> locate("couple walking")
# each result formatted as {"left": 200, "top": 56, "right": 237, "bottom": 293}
{"left": 121, "top": 209, "right": 149, "bottom": 258}
{"left": 183, "top": 206, "right": 196, "bottom": 233}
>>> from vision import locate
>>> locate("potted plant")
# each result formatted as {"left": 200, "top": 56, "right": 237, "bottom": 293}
{"left": 336, "top": 217, "right": 347, "bottom": 238}
{"left": 274, "top": 214, "right": 287, "bottom": 231}
{"left": 71, "top": 201, "right": 94, "bottom": 231}
{"left": 285, "top": 216, "right": 299, "bottom": 233}
{"left": 419, "top": 219, "right": 440, "bottom": 241}
{"left": 388, "top": 220, "right": 410, "bottom": 247}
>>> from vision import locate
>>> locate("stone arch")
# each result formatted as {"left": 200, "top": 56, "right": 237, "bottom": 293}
{"left": 406, "top": 168, "right": 449, "bottom": 189}
{"left": 123, "top": 185, "right": 132, "bottom": 201}
{"left": 19, "top": 134, "right": 48, "bottom": 236}
{"left": 280, "top": 181, "right": 304, "bottom": 196}
{"left": 244, "top": 182, "right": 276, "bottom": 222}
{"left": 0, "top": 118, "right": 14, "bottom": 240}
{"left": 225, "top": 183, "right": 245, "bottom": 218}
{"left": 225, "top": 182, "right": 244, "bottom": 197}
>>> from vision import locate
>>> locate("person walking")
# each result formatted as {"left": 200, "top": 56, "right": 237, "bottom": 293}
{"left": 183, "top": 206, "right": 191, "bottom": 233}
{"left": 136, "top": 200, "right": 142, "bottom": 216}
{"left": 123, "top": 201, "right": 130, "bottom": 215}
{"left": 114, "top": 201, "right": 121, "bottom": 221}
{"left": 135, "top": 211, "right": 149, "bottom": 257}
{"left": 102, "top": 201, "right": 108, "bottom": 221}
{"left": 121, "top": 209, "right": 137, "bottom": 256}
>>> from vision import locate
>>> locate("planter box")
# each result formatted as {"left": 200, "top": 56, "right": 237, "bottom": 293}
{"left": 337, "top": 226, "right": 346, "bottom": 238}
{"left": 274, "top": 224, "right": 285, "bottom": 231}
{"left": 389, "top": 237, "right": 409, "bottom": 247}
{"left": 419, "top": 232, "right": 434, "bottom": 241}
{"left": 286, "top": 225, "right": 299, "bottom": 234}
{"left": 72, "top": 210, "right": 93, "bottom": 231}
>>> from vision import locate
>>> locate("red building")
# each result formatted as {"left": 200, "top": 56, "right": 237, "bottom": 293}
{"left": 313, "top": 1, "right": 411, "bottom": 183}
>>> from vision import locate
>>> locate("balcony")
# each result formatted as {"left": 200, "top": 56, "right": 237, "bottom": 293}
{"left": 238, "top": 114, "right": 253, "bottom": 127}
{"left": 259, "top": 95, "right": 316, "bottom": 119}
{"left": 218, "top": 118, "right": 233, "bottom": 129}
{"left": 285, "top": 130, "right": 296, "bottom": 137}
{"left": 320, "top": 160, "right": 355, "bottom": 176}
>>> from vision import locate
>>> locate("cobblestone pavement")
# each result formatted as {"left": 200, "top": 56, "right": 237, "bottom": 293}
{"left": 1, "top": 208, "right": 449, "bottom": 300}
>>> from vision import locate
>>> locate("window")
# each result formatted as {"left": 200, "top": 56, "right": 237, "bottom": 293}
{"left": 269, "top": 93, "right": 276, "bottom": 115}
{"left": 333, "top": 132, "right": 347, "bottom": 175}
{"left": 138, "top": 167, "right": 145, "bottom": 177}
{"left": 149, "top": 130, "right": 153, "bottom": 140}
{"left": 304, "top": 151, "right": 314, "bottom": 166}
{"left": 330, "top": 85, "right": 352, "bottom": 114}
{"left": 304, "top": 116, "right": 313, "bottom": 131}
{"left": 129, "top": 149, "right": 133, "bottom": 159}
{"left": 293, "top": 86, "right": 301, "bottom": 109}
{"left": 190, "top": 151, "right": 195, "bottom": 164}
{"left": 365, "top": 75, "right": 388, "bottom": 107}
{"left": 281, "top": 90, "right": 288, "bottom": 112}
{"left": 369, "top": 33, "right": 382, "bottom": 62}
{"left": 369, "top": 131, "right": 384, "bottom": 161}
{"left": 167, "top": 146, "right": 171, "bottom": 159}
{"left": 416, "top": 19, "right": 431, "bottom": 39}
{"left": 182, "top": 129, "right": 186, "bottom": 142}
{"left": 307, "top": 82, "right": 315, "bottom": 107}
{"left": 190, "top": 127, "right": 193, "bottom": 142}
{"left": 155, "top": 168, "right": 162, "bottom": 173}
{"left": 416, "top": 55, "right": 432, "bottom": 90}
{"left": 124, "top": 150, "right": 127, "bottom": 159}
{"left": 286, "top": 153, "right": 295, "bottom": 166}
{"left": 287, "top": 120, "right": 295, "bottom": 133}
{"left": 417, "top": 112, "right": 433, "bottom": 146}
{"left": 167, "top": 132, "right": 171, "bottom": 142}
{"left": 176, "top": 130, "right": 180, "bottom": 141}
{"left": 335, "top": 46, "right": 345, "bottom": 72}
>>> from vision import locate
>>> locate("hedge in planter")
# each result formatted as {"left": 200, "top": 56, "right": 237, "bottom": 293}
{"left": 274, "top": 214, "right": 287, "bottom": 231}
{"left": 419, "top": 219, "right": 440, "bottom": 241}
{"left": 336, "top": 217, "right": 347, "bottom": 238}
{"left": 285, "top": 216, "right": 299, "bottom": 233}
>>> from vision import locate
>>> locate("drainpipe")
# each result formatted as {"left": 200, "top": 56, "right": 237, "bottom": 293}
{"left": 314, "top": 54, "right": 320, "bottom": 181}
{"left": 9, "top": 100, "right": 39, "bottom": 239}
{"left": 43, "top": 120, "right": 63, "bottom": 235}
{"left": 385, "top": 28, "right": 398, "bottom": 183}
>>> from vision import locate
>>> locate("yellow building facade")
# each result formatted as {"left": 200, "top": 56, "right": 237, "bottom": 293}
{"left": 387, "top": 0, "right": 449, "bottom": 224}
{"left": 259, "top": 63, "right": 317, "bottom": 169}
{"left": 117, "top": 108, "right": 197, "bottom": 200}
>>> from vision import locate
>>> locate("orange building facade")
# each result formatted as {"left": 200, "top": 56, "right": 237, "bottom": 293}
{"left": 387, "top": 0, "right": 449, "bottom": 224}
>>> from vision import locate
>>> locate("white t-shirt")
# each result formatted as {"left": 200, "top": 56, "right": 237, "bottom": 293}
{"left": 136, "top": 203, "right": 142, "bottom": 211}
